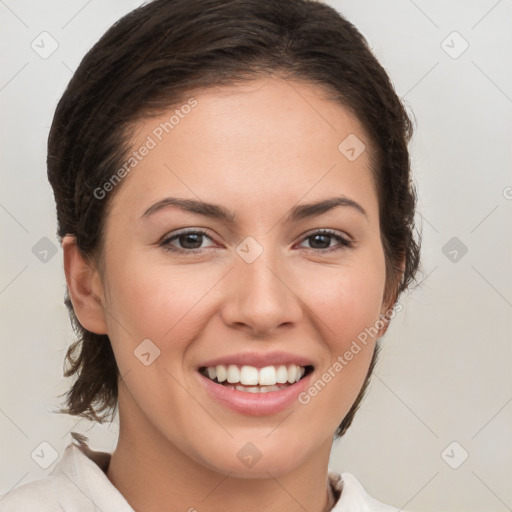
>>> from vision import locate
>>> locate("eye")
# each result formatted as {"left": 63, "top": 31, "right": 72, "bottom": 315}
{"left": 159, "top": 229, "right": 216, "bottom": 253}
{"left": 159, "top": 228, "right": 353, "bottom": 255}
{"left": 297, "top": 229, "right": 353, "bottom": 252}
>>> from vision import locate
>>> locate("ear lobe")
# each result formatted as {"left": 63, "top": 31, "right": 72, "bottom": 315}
{"left": 62, "top": 234, "right": 108, "bottom": 335}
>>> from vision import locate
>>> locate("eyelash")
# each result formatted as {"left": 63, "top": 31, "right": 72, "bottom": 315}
{"left": 159, "top": 228, "right": 353, "bottom": 254}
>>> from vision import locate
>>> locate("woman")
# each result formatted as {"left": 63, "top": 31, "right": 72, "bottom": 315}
{"left": 0, "top": 0, "right": 420, "bottom": 510}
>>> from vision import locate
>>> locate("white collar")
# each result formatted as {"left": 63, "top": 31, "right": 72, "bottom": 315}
{"left": 51, "top": 441, "right": 399, "bottom": 512}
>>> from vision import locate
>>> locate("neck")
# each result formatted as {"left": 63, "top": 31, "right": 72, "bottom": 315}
{"left": 106, "top": 387, "right": 334, "bottom": 512}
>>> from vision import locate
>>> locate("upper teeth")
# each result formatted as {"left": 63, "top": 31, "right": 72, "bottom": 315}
{"left": 204, "top": 364, "right": 306, "bottom": 386}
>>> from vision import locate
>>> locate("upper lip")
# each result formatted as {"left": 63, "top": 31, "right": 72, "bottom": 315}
{"left": 198, "top": 350, "right": 315, "bottom": 369}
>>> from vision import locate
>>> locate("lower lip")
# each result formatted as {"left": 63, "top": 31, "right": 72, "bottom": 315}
{"left": 197, "top": 371, "right": 313, "bottom": 416}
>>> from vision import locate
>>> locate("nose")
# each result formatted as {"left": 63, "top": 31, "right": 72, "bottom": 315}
{"left": 220, "top": 242, "right": 303, "bottom": 337}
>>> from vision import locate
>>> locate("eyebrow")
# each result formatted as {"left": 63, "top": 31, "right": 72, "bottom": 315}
{"left": 140, "top": 195, "right": 367, "bottom": 223}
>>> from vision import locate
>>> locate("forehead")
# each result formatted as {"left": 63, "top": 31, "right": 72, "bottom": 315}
{"left": 107, "top": 76, "right": 378, "bottom": 223}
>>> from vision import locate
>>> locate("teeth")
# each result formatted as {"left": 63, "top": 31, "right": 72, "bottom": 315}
{"left": 215, "top": 365, "right": 227, "bottom": 382}
{"left": 221, "top": 382, "right": 292, "bottom": 393}
{"left": 259, "top": 366, "right": 276, "bottom": 385}
{"left": 240, "top": 365, "right": 259, "bottom": 385}
{"left": 202, "top": 363, "right": 308, "bottom": 386}
{"left": 226, "top": 365, "right": 240, "bottom": 383}
{"left": 234, "top": 384, "right": 285, "bottom": 393}
{"left": 287, "top": 364, "right": 298, "bottom": 383}
{"left": 276, "top": 365, "right": 288, "bottom": 383}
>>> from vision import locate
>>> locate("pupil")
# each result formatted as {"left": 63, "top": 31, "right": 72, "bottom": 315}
{"left": 310, "top": 234, "right": 330, "bottom": 249}
{"left": 180, "top": 233, "right": 202, "bottom": 249}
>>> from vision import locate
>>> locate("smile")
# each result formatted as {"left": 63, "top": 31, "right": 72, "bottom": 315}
{"left": 199, "top": 364, "right": 313, "bottom": 393}
{"left": 197, "top": 363, "right": 315, "bottom": 415}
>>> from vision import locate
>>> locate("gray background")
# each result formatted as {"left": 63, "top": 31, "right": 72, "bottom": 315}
{"left": 1, "top": 1, "right": 511, "bottom": 510}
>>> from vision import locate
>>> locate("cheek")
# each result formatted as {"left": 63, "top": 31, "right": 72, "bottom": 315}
{"left": 103, "top": 254, "right": 224, "bottom": 352}
{"left": 293, "top": 250, "right": 386, "bottom": 408}
{"left": 299, "top": 254, "right": 386, "bottom": 344}
{"left": 296, "top": 286, "right": 382, "bottom": 427}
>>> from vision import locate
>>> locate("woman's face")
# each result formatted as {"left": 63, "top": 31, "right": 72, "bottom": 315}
{"left": 96, "top": 77, "right": 389, "bottom": 477}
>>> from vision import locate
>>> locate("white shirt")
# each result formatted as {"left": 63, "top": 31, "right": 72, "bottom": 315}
{"left": 0, "top": 441, "right": 401, "bottom": 511}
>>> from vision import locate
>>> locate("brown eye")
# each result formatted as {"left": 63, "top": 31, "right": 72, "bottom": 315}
{"left": 160, "top": 229, "right": 215, "bottom": 253}
{"left": 299, "top": 230, "right": 352, "bottom": 252}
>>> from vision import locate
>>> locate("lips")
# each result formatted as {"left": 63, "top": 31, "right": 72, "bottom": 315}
{"left": 195, "top": 350, "right": 315, "bottom": 415}
{"left": 198, "top": 350, "right": 315, "bottom": 369}
{"left": 196, "top": 368, "right": 313, "bottom": 415}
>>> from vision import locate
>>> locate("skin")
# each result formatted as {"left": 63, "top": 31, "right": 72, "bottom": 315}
{"left": 63, "top": 76, "right": 398, "bottom": 512}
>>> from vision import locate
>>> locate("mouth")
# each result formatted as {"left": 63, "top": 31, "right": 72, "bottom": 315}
{"left": 198, "top": 364, "right": 314, "bottom": 394}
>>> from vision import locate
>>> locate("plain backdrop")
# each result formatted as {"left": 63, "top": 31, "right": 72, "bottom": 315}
{"left": 1, "top": 1, "right": 511, "bottom": 511}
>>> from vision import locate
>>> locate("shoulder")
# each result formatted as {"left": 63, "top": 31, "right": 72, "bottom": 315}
{"left": 0, "top": 438, "right": 129, "bottom": 512}
{"left": 0, "top": 472, "right": 74, "bottom": 511}
{"left": 330, "top": 471, "right": 404, "bottom": 512}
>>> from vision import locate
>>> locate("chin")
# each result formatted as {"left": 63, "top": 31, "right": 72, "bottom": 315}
{"left": 195, "top": 436, "right": 314, "bottom": 479}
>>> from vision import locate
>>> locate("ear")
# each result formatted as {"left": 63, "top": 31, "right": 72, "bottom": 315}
{"left": 376, "top": 307, "right": 392, "bottom": 338}
{"left": 377, "top": 256, "right": 406, "bottom": 338}
{"left": 62, "top": 234, "right": 108, "bottom": 335}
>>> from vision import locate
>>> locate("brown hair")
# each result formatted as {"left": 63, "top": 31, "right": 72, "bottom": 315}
{"left": 48, "top": 0, "right": 420, "bottom": 437}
